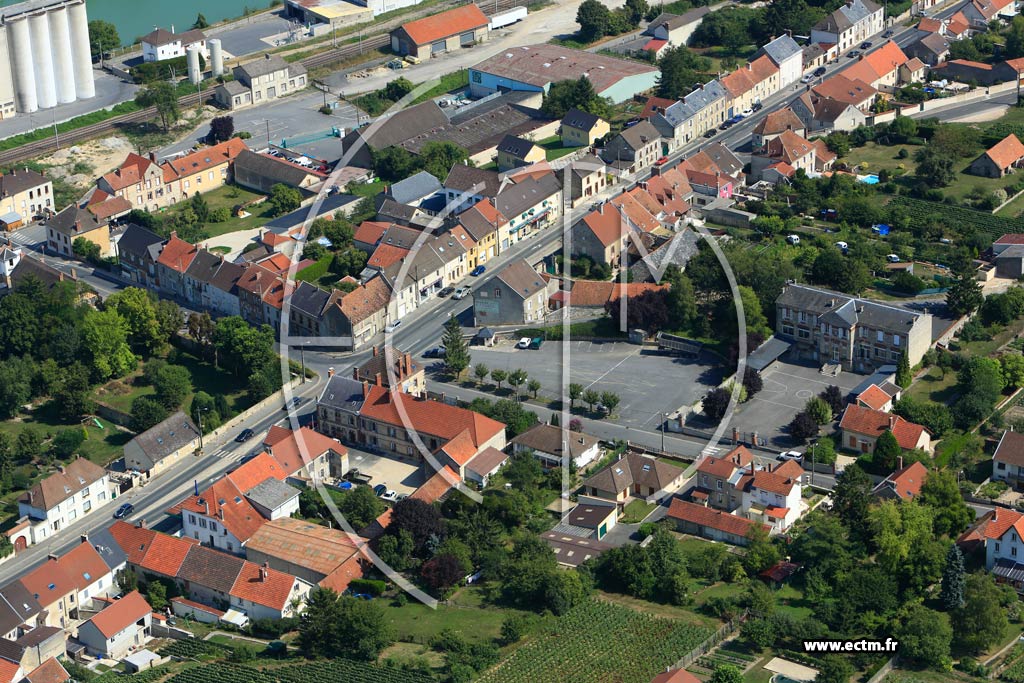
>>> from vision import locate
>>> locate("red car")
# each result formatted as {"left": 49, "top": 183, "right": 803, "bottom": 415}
{"left": 655, "top": 156, "right": 669, "bottom": 166}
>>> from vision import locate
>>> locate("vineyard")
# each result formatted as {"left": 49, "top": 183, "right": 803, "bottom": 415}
{"left": 158, "top": 640, "right": 229, "bottom": 659}
{"left": 477, "top": 600, "right": 712, "bottom": 683}
{"left": 92, "top": 666, "right": 174, "bottom": 683}
{"left": 163, "top": 660, "right": 434, "bottom": 683}
{"left": 1002, "top": 644, "right": 1024, "bottom": 682}
{"left": 886, "top": 196, "right": 1019, "bottom": 242}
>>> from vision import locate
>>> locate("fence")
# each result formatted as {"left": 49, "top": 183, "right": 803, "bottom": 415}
{"left": 865, "top": 656, "right": 898, "bottom": 683}
{"left": 671, "top": 612, "right": 746, "bottom": 670}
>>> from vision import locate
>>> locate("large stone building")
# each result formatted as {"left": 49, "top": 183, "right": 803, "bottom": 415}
{"left": 775, "top": 283, "right": 933, "bottom": 372}
{"left": 214, "top": 54, "right": 308, "bottom": 110}
{"left": 0, "top": 168, "right": 53, "bottom": 225}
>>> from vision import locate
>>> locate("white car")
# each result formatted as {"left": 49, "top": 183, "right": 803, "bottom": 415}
{"left": 381, "top": 490, "right": 399, "bottom": 502}
{"left": 384, "top": 319, "right": 402, "bottom": 333}
{"left": 801, "top": 73, "right": 815, "bottom": 84}
{"left": 778, "top": 450, "right": 803, "bottom": 462}
{"left": 516, "top": 337, "right": 532, "bottom": 349}
{"left": 740, "top": 108, "right": 753, "bottom": 117}
{"left": 835, "top": 241, "right": 848, "bottom": 251}
{"left": 453, "top": 286, "right": 471, "bottom": 300}
{"left": 786, "top": 234, "right": 801, "bottom": 245}
{"left": 886, "top": 254, "right": 900, "bottom": 263}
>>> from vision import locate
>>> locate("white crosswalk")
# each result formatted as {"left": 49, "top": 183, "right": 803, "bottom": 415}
{"left": 700, "top": 445, "right": 722, "bottom": 457}
{"left": 207, "top": 446, "right": 247, "bottom": 462}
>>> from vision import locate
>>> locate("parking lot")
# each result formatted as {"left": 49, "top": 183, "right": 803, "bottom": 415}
{"left": 429, "top": 340, "right": 727, "bottom": 430}
{"left": 346, "top": 447, "right": 425, "bottom": 495}
{"left": 733, "top": 357, "right": 866, "bottom": 449}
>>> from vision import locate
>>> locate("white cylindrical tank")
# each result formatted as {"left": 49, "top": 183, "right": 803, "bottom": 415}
{"left": 209, "top": 38, "right": 224, "bottom": 77}
{"left": 68, "top": 0, "right": 95, "bottom": 100}
{"left": 29, "top": 10, "right": 57, "bottom": 109}
{"left": 186, "top": 45, "right": 201, "bottom": 85}
{"left": 49, "top": 6, "right": 76, "bottom": 104}
{"left": 7, "top": 17, "right": 37, "bottom": 113}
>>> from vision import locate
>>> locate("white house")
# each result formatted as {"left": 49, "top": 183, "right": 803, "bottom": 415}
{"left": 993, "top": 429, "right": 1024, "bottom": 491}
{"left": 982, "top": 506, "right": 1024, "bottom": 593}
{"left": 510, "top": 424, "right": 602, "bottom": 470}
{"left": 140, "top": 26, "right": 208, "bottom": 62}
{"left": 810, "top": 0, "right": 885, "bottom": 53}
{"left": 75, "top": 591, "right": 152, "bottom": 659}
{"left": 17, "top": 458, "right": 111, "bottom": 546}
{"left": 741, "top": 461, "right": 803, "bottom": 532}
{"left": 757, "top": 35, "right": 804, "bottom": 88}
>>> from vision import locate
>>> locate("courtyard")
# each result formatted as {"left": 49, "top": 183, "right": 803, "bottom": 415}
{"left": 346, "top": 446, "right": 425, "bottom": 495}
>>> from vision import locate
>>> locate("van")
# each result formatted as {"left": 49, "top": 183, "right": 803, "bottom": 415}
{"left": 786, "top": 235, "right": 801, "bottom": 245}
{"left": 404, "top": 55, "right": 421, "bottom": 65}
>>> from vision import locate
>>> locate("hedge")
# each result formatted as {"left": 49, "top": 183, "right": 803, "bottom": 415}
{"left": 349, "top": 578, "right": 386, "bottom": 596}
{"left": 295, "top": 256, "right": 332, "bottom": 283}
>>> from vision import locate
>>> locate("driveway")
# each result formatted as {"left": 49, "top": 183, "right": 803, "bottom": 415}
{"left": 346, "top": 448, "right": 424, "bottom": 495}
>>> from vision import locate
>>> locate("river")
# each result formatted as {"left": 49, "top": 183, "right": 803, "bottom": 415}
{"left": 0, "top": 0, "right": 276, "bottom": 45}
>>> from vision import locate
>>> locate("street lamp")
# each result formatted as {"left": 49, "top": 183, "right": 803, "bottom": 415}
{"left": 661, "top": 412, "right": 668, "bottom": 452}
{"left": 196, "top": 407, "right": 210, "bottom": 453}
{"left": 300, "top": 340, "right": 310, "bottom": 384}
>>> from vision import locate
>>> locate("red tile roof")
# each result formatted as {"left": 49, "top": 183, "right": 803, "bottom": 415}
{"left": 101, "top": 153, "right": 158, "bottom": 192}
{"left": 812, "top": 74, "right": 876, "bottom": 105}
{"left": 611, "top": 190, "right": 660, "bottom": 232}
{"left": 844, "top": 41, "right": 908, "bottom": 84}
{"left": 650, "top": 670, "right": 701, "bottom": 683}
{"left": 983, "top": 506, "right": 1024, "bottom": 540}
{"left": 58, "top": 541, "right": 111, "bottom": 592}
{"left": 156, "top": 233, "right": 199, "bottom": 273}
{"left": 19, "top": 559, "right": 75, "bottom": 606}
{"left": 262, "top": 426, "right": 345, "bottom": 477}
{"left": 984, "top": 134, "right": 1024, "bottom": 171}
{"left": 368, "top": 243, "right": 411, "bottom": 270}
{"left": 411, "top": 466, "right": 460, "bottom": 503}
{"left": 88, "top": 591, "right": 151, "bottom": 638}
{"left": 839, "top": 404, "right": 928, "bottom": 450}
{"left": 230, "top": 562, "right": 296, "bottom": 610}
{"left": 995, "top": 234, "right": 1024, "bottom": 245}
{"left": 639, "top": 96, "right": 677, "bottom": 119}
{"left": 107, "top": 521, "right": 157, "bottom": 565}
{"left": 360, "top": 386, "right": 505, "bottom": 454}
{"left": 165, "top": 138, "right": 247, "bottom": 179}
{"left": 399, "top": 4, "right": 488, "bottom": 46}
{"left": 353, "top": 221, "right": 392, "bottom": 246}
{"left": 566, "top": 280, "right": 668, "bottom": 307}
{"left": 916, "top": 17, "right": 943, "bottom": 32}
{"left": 751, "top": 470, "right": 798, "bottom": 496}
{"left": 667, "top": 498, "right": 767, "bottom": 537}
{"left": 857, "top": 383, "right": 891, "bottom": 411}
{"left": 772, "top": 459, "right": 805, "bottom": 481}
{"left": 880, "top": 461, "right": 928, "bottom": 500}
{"left": 0, "top": 659, "right": 19, "bottom": 683}
{"left": 109, "top": 521, "right": 200, "bottom": 576}
{"left": 24, "top": 658, "right": 68, "bottom": 683}
{"left": 339, "top": 275, "right": 391, "bottom": 325}
{"left": 697, "top": 445, "right": 754, "bottom": 478}
{"left": 581, "top": 204, "right": 630, "bottom": 247}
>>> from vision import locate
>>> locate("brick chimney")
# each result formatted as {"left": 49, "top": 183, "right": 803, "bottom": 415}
{"left": 362, "top": 380, "right": 369, "bottom": 398}
{"left": 149, "top": 152, "right": 157, "bottom": 163}
{"left": 259, "top": 563, "right": 268, "bottom": 581}
{"left": 372, "top": 346, "right": 378, "bottom": 357}
{"left": 56, "top": 465, "right": 65, "bottom": 474}
{"left": 375, "top": 372, "right": 382, "bottom": 387}
{"left": 80, "top": 534, "right": 89, "bottom": 544}
{"left": 136, "top": 519, "right": 147, "bottom": 529}
{"left": 203, "top": 500, "right": 210, "bottom": 516}
{"left": 404, "top": 353, "right": 412, "bottom": 375}
{"left": 889, "top": 416, "right": 897, "bottom": 429}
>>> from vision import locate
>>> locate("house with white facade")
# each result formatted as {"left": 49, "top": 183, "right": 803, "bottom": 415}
{"left": 17, "top": 459, "right": 111, "bottom": 546}
{"left": 981, "top": 506, "right": 1024, "bottom": 593}
{"left": 993, "top": 430, "right": 1024, "bottom": 491}
{"left": 140, "top": 27, "right": 208, "bottom": 62}
{"left": 811, "top": 0, "right": 885, "bottom": 53}
{"left": 76, "top": 591, "right": 152, "bottom": 659}
{"left": 511, "top": 424, "right": 603, "bottom": 470}
{"left": 741, "top": 461, "right": 804, "bottom": 532}
{"left": 757, "top": 35, "right": 805, "bottom": 88}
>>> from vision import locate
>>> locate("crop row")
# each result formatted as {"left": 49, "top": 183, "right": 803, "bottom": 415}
{"left": 477, "top": 600, "right": 712, "bottom": 683}
{"left": 164, "top": 660, "right": 433, "bottom": 683}
{"left": 887, "top": 196, "right": 1018, "bottom": 241}
{"left": 158, "top": 640, "right": 228, "bottom": 659}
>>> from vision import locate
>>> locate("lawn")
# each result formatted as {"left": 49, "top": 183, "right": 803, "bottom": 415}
{"left": 621, "top": 499, "right": 656, "bottom": 523}
{"left": 536, "top": 135, "right": 577, "bottom": 161}
{"left": 92, "top": 349, "right": 249, "bottom": 417}
{"left": 410, "top": 70, "right": 469, "bottom": 106}
{"left": 348, "top": 180, "right": 385, "bottom": 198}
{"left": 997, "top": 189, "right": 1024, "bottom": 218}
{"left": 381, "top": 586, "right": 528, "bottom": 645}
{"left": 905, "top": 365, "right": 957, "bottom": 404}
{"left": 163, "top": 184, "right": 272, "bottom": 240}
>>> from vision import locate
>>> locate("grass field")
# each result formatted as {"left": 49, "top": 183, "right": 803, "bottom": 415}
{"left": 410, "top": 70, "right": 469, "bottom": 106}
{"left": 621, "top": 499, "right": 656, "bottom": 523}
{"left": 381, "top": 586, "right": 530, "bottom": 646}
{"left": 536, "top": 136, "right": 577, "bottom": 161}
{"left": 162, "top": 184, "right": 271, "bottom": 240}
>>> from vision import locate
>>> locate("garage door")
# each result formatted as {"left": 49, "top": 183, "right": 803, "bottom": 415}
{"left": 460, "top": 31, "right": 475, "bottom": 46}
{"left": 431, "top": 40, "right": 446, "bottom": 54}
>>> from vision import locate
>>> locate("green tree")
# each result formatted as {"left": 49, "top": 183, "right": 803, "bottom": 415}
{"left": 131, "top": 396, "right": 169, "bottom": 432}
{"left": 744, "top": 524, "right": 780, "bottom": 574}
{"left": 442, "top": 316, "right": 470, "bottom": 378}
{"left": 624, "top": 0, "right": 648, "bottom": 24}
{"left": 947, "top": 269, "right": 984, "bottom": 317}
{"left": 508, "top": 369, "right": 528, "bottom": 399}
{"left": 51, "top": 428, "right": 85, "bottom": 460}
{"left": 298, "top": 588, "right": 394, "bottom": 660}
{"left": 568, "top": 383, "right": 584, "bottom": 408}
{"left": 655, "top": 46, "right": 711, "bottom": 99}
{"left": 763, "top": 0, "right": 819, "bottom": 36}
{"left": 81, "top": 308, "right": 136, "bottom": 382}
{"left": 153, "top": 364, "right": 192, "bottom": 410}
{"left": 377, "top": 530, "right": 415, "bottom": 571}
{"left": 804, "top": 396, "right": 832, "bottom": 425}
{"left": 268, "top": 183, "right": 302, "bottom": 217}
{"left": 873, "top": 430, "right": 902, "bottom": 471}
{"left": 666, "top": 269, "right": 698, "bottom": 329}
{"left": 896, "top": 352, "right": 912, "bottom": 389}
{"left": 72, "top": 237, "right": 101, "bottom": 261}
{"left": 490, "top": 369, "right": 507, "bottom": 390}
{"left": 420, "top": 141, "right": 470, "bottom": 180}
{"left": 832, "top": 464, "right": 873, "bottom": 544}
{"left": 710, "top": 663, "right": 743, "bottom": 683}
{"left": 383, "top": 77, "right": 414, "bottom": 102}
{"left": 87, "top": 20, "right": 120, "bottom": 62}
{"left": 105, "top": 288, "right": 163, "bottom": 353}
{"left": 815, "top": 656, "right": 854, "bottom": 683}
{"left": 541, "top": 77, "right": 609, "bottom": 119}
{"left": 474, "top": 363, "right": 489, "bottom": 386}
{"left": 919, "top": 469, "right": 973, "bottom": 537}
{"left": 915, "top": 145, "right": 957, "bottom": 187}
{"left": 576, "top": 0, "right": 613, "bottom": 41}
{"left": 135, "top": 81, "right": 179, "bottom": 132}
{"left": 582, "top": 388, "right": 601, "bottom": 412}
{"left": 192, "top": 12, "right": 210, "bottom": 29}
{"left": 371, "top": 146, "right": 419, "bottom": 182}
{"left": 953, "top": 572, "right": 1008, "bottom": 653}
{"left": 146, "top": 580, "right": 168, "bottom": 611}
{"left": 527, "top": 378, "right": 542, "bottom": 398}
{"left": 600, "top": 391, "right": 620, "bottom": 416}
{"left": 338, "top": 485, "right": 386, "bottom": 529}
{"left": 0, "top": 358, "right": 33, "bottom": 419}
{"left": 941, "top": 544, "right": 966, "bottom": 611}
{"left": 190, "top": 391, "right": 222, "bottom": 432}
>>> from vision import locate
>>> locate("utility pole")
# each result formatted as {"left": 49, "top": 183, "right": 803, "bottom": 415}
{"left": 661, "top": 412, "right": 667, "bottom": 452}
{"left": 266, "top": 119, "right": 271, "bottom": 147}
{"left": 52, "top": 109, "right": 59, "bottom": 151}
{"left": 300, "top": 342, "right": 308, "bottom": 384}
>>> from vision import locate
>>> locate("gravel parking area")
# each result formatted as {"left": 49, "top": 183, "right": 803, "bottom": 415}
{"left": 346, "top": 448, "right": 424, "bottom": 495}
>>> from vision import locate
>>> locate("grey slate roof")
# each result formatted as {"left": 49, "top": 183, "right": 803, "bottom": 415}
{"left": 644, "top": 7, "right": 711, "bottom": 34}
{"left": 245, "top": 478, "right": 299, "bottom": 511}
{"left": 814, "top": 0, "right": 880, "bottom": 33}
{"left": 776, "top": 283, "right": 924, "bottom": 333}
{"left": 386, "top": 171, "right": 442, "bottom": 206}
{"left": 208, "top": 260, "right": 245, "bottom": 295}
{"left": 0, "top": 581, "right": 41, "bottom": 636}
{"left": 561, "top": 108, "right": 602, "bottom": 131}
{"left": 88, "top": 527, "right": 130, "bottom": 572}
{"left": 235, "top": 149, "right": 316, "bottom": 189}
{"left": 290, "top": 281, "right": 331, "bottom": 318}
{"left": 237, "top": 54, "right": 291, "bottom": 80}
{"left": 47, "top": 204, "right": 105, "bottom": 236}
{"left": 126, "top": 411, "right": 199, "bottom": 472}
{"left": 495, "top": 258, "right": 546, "bottom": 300}
{"left": 0, "top": 168, "right": 48, "bottom": 197}
{"left": 344, "top": 101, "right": 449, "bottom": 153}
{"left": 264, "top": 194, "right": 359, "bottom": 232}
{"left": 616, "top": 120, "right": 661, "bottom": 152}
{"left": 117, "top": 224, "right": 164, "bottom": 260}
{"left": 759, "top": 35, "right": 802, "bottom": 66}
{"left": 317, "top": 373, "right": 367, "bottom": 413}
{"left": 497, "top": 135, "right": 541, "bottom": 159}
{"left": 185, "top": 249, "right": 224, "bottom": 285}
{"left": 630, "top": 229, "right": 699, "bottom": 282}
{"left": 496, "top": 172, "right": 561, "bottom": 218}
{"left": 701, "top": 143, "right": 744, "bottom": 176}
{"left": 444, "top": 164, "right": 501, "bottom": 197}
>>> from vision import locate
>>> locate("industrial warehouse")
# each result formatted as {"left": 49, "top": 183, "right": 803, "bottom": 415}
{"left": 0, "top": 0, "right": 95, "bottom": 119}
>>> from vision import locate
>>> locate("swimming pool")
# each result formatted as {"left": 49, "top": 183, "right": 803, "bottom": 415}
{"left": 859, "top": 174, "right": 880, "bottom": 184}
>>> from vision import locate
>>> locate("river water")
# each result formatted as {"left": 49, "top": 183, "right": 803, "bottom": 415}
{"left": 0, "top": 0, "right": 274, "bottom": 45}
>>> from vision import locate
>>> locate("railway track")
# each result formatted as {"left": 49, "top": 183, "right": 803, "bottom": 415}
{"left": 0, "top": 0, "right": 526, "bottom": 166}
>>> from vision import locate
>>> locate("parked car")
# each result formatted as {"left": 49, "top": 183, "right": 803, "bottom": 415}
{"left": 848, "top": 50, "right": 861, "bottom": 58}
{"left": 438, "top": 286, "right": 455, "bottom": 297}
{"left": 939, "top": 237, "right": 952, "bottom": 244}
{"left": 860, "top": 41, "right": 872, "bottom": 49}
{"left": 721, "top": 119, "right": 734, "bottom": 129}
{"left": 453, "top": 286, "right": 472, "bottom": 299}
{"left": 883, "top": 29, "right": 894, "bottom": 37}
{"left": 423, "top": 346, "right": 446, "bottom": 359}
{"left": 835, "top": 241, "right": 849, "bottom": 252}
{"left": 404, "top": 55, "right": 421, "bottom": 65}
{"left": 516, "top": 337, "right": 532, "bottom": 349}
{"left": 814, "top": 66, "right": 827, "bottom": 77}
{"left": 113, "top": 503, "right": 134, "bottom": 520}
{"left": 703, "top": 128, "right": 717, "bottom": 138}
{"left": 381, "top": 490, "right": 399, "bottom": 502}
{"left": 470, "top": 265, "right": 486, "bottom": 276}
{"left": 752, "top": 101, "right": 763, "bottom": 111}
{"left": 347, "top": 470, "right": 372, "bottom": 485}
{"left": 385, "top": 320, "right": 402, "bottom": 332}
{"left": 786, "top": 234, "right": 801, "bottom": 245}
{"left": 655, "top": 156, "right": 669, "bottom": 166}
{"left": 282, "top": 397, "right": 305, "bottom": 411}
{"left": 887, "top": 254, "right": 900, "bottom": 263}
{"left": 386, "top": 59, "right": 405, "bottom": 70}
{"left": 529, "top": 337, "right": 543, "bottom": 350}
{"left": 373, "top": 484, "right": 387, "bottom": 497}
{"left": 235, "top": 428, "right": 255, "bottom": 443}
{"left": 801, "top": 73, "right": 815, "bottom": 84}
{"left": 778, "top": 451, "right": 803, "bottom": 462}
{"left": 740, "top": 107, "right": 753, "bottom": 117}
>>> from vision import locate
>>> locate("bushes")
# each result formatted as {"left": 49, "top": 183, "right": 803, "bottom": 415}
{"left": 349, "top": 578, "right": 386, "bottom": 596}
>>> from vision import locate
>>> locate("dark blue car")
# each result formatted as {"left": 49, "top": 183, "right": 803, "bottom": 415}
{"left": 113, "top": 503, "right": 134, "bottom": 519}
{"left": 471, "top": 265, "right": 486, "bottom": 276}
